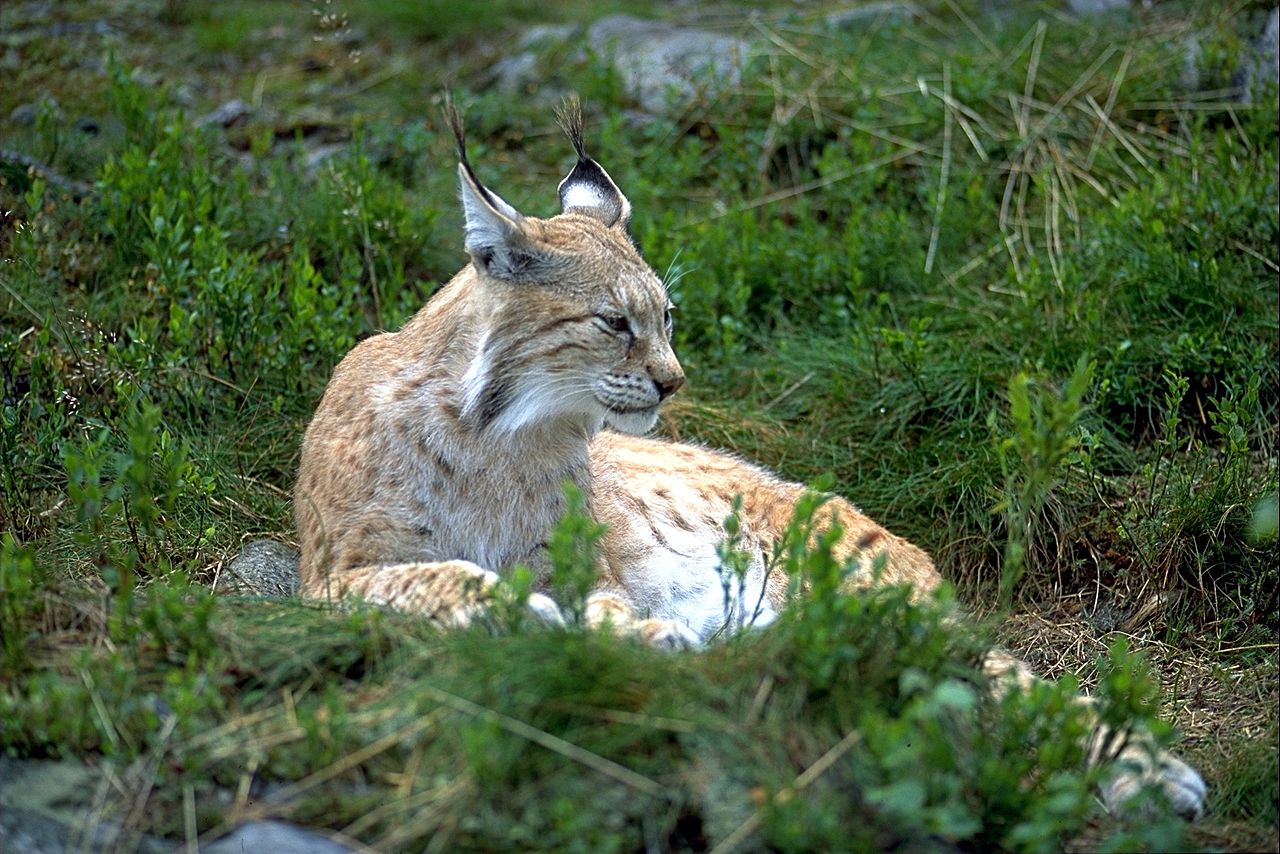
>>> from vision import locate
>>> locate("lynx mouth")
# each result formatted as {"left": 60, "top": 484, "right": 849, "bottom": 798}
{"left": 601, "top": 402, "right": 660, "bottom": 434}
{"left": 604, "top": 402, "right": 656, "bottom": 415}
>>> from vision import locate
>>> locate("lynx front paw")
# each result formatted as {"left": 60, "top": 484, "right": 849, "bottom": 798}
{"left": 634, "top": 617, "right": 701, "bottom": 649}
{"left": 368, "top": 562, "right": 561, "bottom": 629}
{"left": 585, "top": 592, "right": 701, "bottom": 649}
{"left": 1101, "top": 749, "right": 1206, "bottom": 821}
{"left": 524, "top": 591, "right": 567, "bottom": 627}
{"left": 452, "top": 569, "right": 566, "bottom": 629}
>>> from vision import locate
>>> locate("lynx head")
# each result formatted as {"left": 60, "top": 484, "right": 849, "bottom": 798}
{"left": 446, "top": 99, "right": 682, "bottom": 437}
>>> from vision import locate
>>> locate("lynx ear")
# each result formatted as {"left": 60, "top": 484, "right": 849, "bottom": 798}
{"left": 445, "top": 100, "right": 540, "bottom": 279}
{"left": 555, "top": 97, "right": 632, "bottom": 230}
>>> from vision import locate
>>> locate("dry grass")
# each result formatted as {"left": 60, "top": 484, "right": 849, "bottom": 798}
{"left": 999, "top": 599, "right": 1279, "bottom": 851}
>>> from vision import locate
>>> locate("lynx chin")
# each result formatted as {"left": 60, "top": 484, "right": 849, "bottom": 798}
{"left": 294, "top": 98, "right": 1206, "bottom": 821}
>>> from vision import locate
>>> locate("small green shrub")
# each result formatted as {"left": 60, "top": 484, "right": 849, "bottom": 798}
{"left": 992, "top": 357, "right": 1093, "bottom": 607}
{"left": 546, "top": 483, "right": 605, "bottom": 625}
{"left": 0, "top": 534, "right": 40, "bottom": 676}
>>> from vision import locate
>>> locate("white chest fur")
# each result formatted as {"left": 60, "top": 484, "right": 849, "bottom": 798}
{"left": 619, "top": 525, "right": 778, "bottom": 642}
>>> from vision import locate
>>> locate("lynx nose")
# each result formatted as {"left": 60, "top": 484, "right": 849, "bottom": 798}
{"left": 654, "top": 374, "right": 684, "bottom": 401}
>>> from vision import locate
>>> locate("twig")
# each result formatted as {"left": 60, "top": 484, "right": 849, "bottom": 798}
{"left": 203, "top": 708, "right": 445, "bottom": 847}
{"left": 751, "top": 18, "right": 826, "bottom": 71}
{"left": 343, "top": 63, "right": 405, "bottom": 97}
{"left": 1085, "top": 49, "right": 1131, "bottom": 171}
{"left": 813, "top": 102, "right": 932, "bottom": 155}
{"left": 943, "top": 234, "right": 1008, "bottom": 286}
{"left": 941, "top": 0, "right": 1000, "bottom": 57}
{"left": 925, "top": 61, "right": 953, "bottom": 276}
{"left": 420, "top": 684, "right": 665, "bottom": 797}
{"left": 349, "top": 776, "right": 471, "bottom": 844}
{"left": 1019, "top": 21, "right": 1047, "bottom": 139}
{"left": 710, "top": 728, "right": 863, "bottom": 854}
{"left": 1231, "top": 239, "right": 1280, "bottom": 273}
{"left": 1084, "top": 93, "right": 1151, "bottom": 174}
{"left": 1016, "top": 153, "right": 1033, "bottom": 264}
{"left": 766, "top": 371, "right": 815, "bottom": 411}
{"left": 121, "top": 714, "right": 180, "bottom": 841}
{"left": 1042, "top": 141, "right": 1068, "bottom": 288}
{"left": 1024, "top": 45, "right": 1119, "bottom": 147}
{"left": 1215, "top": 643, "right": 1280, "bottom": 655}
{"left": 1048, "top": 144, "right": 1082, "bottom": 242}
{"left": 184, "top": 784, "right": 197, "bottom": 854}
{"left": 0, "top": 147, "right": 96, "bottom": 199}
{"left": 683, "top": 146, "right": 923, "bottom": 226}
{"left": 560, "top": 703, "right": 705, "bottom": 733}
{"left": 1002, "top": 228, "right": 1025, "bottom": 286}
{"left": 950, "top": 106, "right": 988, "bottom": 162}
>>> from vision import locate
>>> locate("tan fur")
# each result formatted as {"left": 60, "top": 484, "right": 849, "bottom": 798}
{"left": 295, "top": 110, "right": 1204, "bottom": 819}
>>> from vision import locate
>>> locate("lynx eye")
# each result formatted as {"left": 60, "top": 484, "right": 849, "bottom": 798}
{"left": 663, "top": 307, "right": 674, "bottom": 336}
{"left": 596, "top": 313, "right": 631, "bottom": 335}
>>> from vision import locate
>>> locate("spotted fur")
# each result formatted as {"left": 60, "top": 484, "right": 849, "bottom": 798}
{"left": 295, "top": 100, "right": 1204, "bottom": 819}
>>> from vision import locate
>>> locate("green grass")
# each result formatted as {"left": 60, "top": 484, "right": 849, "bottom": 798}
{"left": 1, "top": 0, "right": 1277, "bottom": 849}
{"left": 1214, "top": 718, "right": 1280, "bottom": 826}
{"left": 0, "top": 515, "right": 1194, "bottom": 851}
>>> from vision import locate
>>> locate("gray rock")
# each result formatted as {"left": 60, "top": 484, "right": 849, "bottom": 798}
{"left": 9, "top": 98, "right": 61, "bottom": 127}
{"left": 824, "top": 2, "right": 921, "bottom": 29}
{"left": 200, "top": 98, "right": 252, "bottom": 128}
{"left": 517, "top": 23, "right": 578, "bottom": 51}
{"left": 204, "top": 820, "right": 355, "bottom": 854}
{"left": 1066, "top": 0, "right": 1129, "bottom": 13}
{"left": 1178, "top": 34, "right": 1202, "bottom": 93}
{"left": 621, "top": 108, "right": 664, "bottom": 132}
{"left": 492, "top": 52, "right": 543, "bottom": 94}
{"left": 585, "top": 14, "right": 753, "bottom": 115}
{"left": 303, "top": 142, "right": 349, "bottom": 175}
{"left": 0, "top": 757, "right": 355, "bottom": 853}
{"left": 1184, "top": 8, "right": 1279, "bottom": 102}
{"left": 491, "top": 25, "right": 580, "bottom": 95}
{"left": 335, "top": 26, "right": 367, "bottom": 48}
{"left": 11, "top": 1, "right": 53, "bottom": 21}
{"left": 0, "top": 758, "right": 169, "bottom": 854}
{"left": 224, "top": 538, "right": 301, "bottom": 597}
{"left": 9, "top": 103, "right": 38, "bottom": 126}
{"left": 1242, "top": 7, "right": 1279, "bottom": 102}
{"left": 47, "top": 20, "right": 118, "bottom": 37}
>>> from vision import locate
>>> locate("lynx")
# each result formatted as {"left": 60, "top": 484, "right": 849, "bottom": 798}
{"left": 295, "top": 100, "right": 1205, "bottom": 819}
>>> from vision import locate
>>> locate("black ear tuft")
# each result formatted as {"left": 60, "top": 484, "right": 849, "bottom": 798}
{"left": 444, "top": 95, "right": 546, "bottom": 280}
{"left": 555, "top": 96, "right": 589, "bottom": 161}
{"left": 443, "top": 94, "right": 468, "bottom": 161}
{"left": 443, "top": 94, "right": 519, "bottom": 224}
{"left": 555, "top": 97, "right": 633, "bottom": 230}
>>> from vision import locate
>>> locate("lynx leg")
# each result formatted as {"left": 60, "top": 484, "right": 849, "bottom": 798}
{"left": 585, "top": 590, "right": 701, "bottom": 649}
{"left": 1098, "top": 740, "right": 1205, "bottom": 820}
{"left": 304, "top": 560, "right": 564, "bottom": 628}
{"left": 982, "top": 650, "right": 1205, "bottom": 820}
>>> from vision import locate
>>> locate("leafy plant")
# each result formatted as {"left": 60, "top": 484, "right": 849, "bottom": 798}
{"left": 0, "top": 535, "right": 40, "bottom": 676}
{"left": 991, "top": 357, "right": 1093, "bottom": 608}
